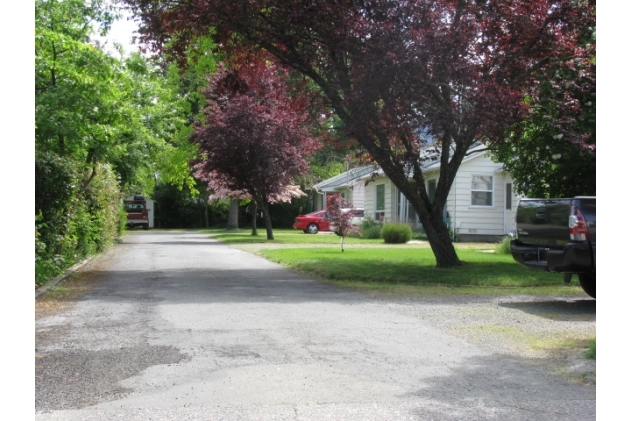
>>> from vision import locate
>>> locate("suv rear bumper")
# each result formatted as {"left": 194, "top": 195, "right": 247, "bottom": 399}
{"left": 510, "top": 240, "right": 595, "bottom": 274}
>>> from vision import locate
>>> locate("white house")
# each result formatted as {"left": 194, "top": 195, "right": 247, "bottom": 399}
{"left": 360, "top": 144, "right": 523, "bottom": 242}
{"left": 312, "top": 165, "right": 378, "bottom": 210}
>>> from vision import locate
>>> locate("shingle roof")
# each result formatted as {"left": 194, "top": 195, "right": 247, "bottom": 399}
{"left": 314, "top": 165, "right": 379, "bottom": 192}
{"left": 315, "top": 143, "right": 491, "bottom": 188}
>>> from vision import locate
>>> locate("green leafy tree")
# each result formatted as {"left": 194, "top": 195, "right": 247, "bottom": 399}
{"left": 491, "top": 25, "right": 596, "bottom": 198}
{"left": 35, "top": 0, "right": 197, "bottom": 283}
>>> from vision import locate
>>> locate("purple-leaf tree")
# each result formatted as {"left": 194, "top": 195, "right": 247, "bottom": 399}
{"left": 326, "top": 195, "right": 360, "bottom": 252}
{"left": 191, "top": 60, "right": 318, "bottom": 240}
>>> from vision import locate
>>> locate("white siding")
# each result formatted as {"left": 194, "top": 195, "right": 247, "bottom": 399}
{"left": 351, "top": 180, "right": 365, "bottom": 208}
{"left": 364, "top": 176, "right": 396, "bottom": 222}
{"left": 391, "top": 153, "right": 524, "bottom": 237}
{"left": 366, "top": 153, "right": 524, "bottom": 238}
{"left": 445, "top": 154, "right": 510, "bottom": 236}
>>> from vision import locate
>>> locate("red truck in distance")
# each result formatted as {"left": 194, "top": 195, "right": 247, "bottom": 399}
{"left": 123, "top": 195, "right": 154, "bottom": 230}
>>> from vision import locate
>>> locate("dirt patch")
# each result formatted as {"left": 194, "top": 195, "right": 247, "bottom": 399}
{"left": 35, "top": 272, "right": 100, "bottom": 318}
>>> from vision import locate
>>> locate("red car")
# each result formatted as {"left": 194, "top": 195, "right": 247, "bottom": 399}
{"left": 293, "top": 208, "right": 365, "bottom": 234}
{"left": 292, "top": 210, "right": 332, "bottom": 234}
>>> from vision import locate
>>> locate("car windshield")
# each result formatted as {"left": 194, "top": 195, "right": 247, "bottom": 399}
{"left": 124, "top": 203, "right": 145, "bottom": 212}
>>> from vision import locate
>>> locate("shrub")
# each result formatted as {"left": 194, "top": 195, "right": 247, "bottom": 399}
{"left": 35, "top": 155, "right": 123, "bottom": 286}
{"left": 381, "top": 223, "right": 412, "bottom": 244}
{"left": 359, "top": 216, "right": 382, "bottom": 239}
{"left": 495, "top": 235, "right": 512, "bottom": 254}
{"left": 412, "top": 228, "right": 428, "bottom": 240}
{"left": 362, "top": 226, "right": 382, "bottom": 239}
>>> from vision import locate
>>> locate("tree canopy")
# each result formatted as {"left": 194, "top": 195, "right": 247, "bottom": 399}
{"left": 125, "top": 0, "right": 596, "bottom": 267}
{"left": 491, "top": 23, "right": 596, "bottom": 198}
{"left": 191, "top": 60, "right": 320, "bottom": 239}
{"left": 35, "top": 0, "right": 199, "bottom": 282}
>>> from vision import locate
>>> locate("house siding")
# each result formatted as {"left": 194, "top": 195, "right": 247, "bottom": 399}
{"left": 367, "top": 153, "right": 522, "bottom": 240}
{"left": 364, "top": 176, "right": 398, "bottom": 222}
{"left": 351, "top": 180, "right": 365, "bottom": 208}
{"left": 355, "top": 151, "right": 523, "bottom": 241}
{"left": 435, "top": 154, "right": 523, "bottom": 239}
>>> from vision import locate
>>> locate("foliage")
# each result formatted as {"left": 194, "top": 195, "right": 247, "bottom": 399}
{"left": 35, "top": 0, "right": 194, "bottom": 284}
{"left": 491, "top": 24, "right": 596, "bottom": 198}
{"left": 495, "top": 236, "right": 513, "bottom": 255}
{"left": 412, "top": 229, "right": 428, "bottom": 241}
{"left": 125, "top": 0, "right": 595, "bottom": 268}
{"left": 381, "top": 223, "right": 413, "bottom": 244}
{"left": 151, "top": 182, "right": 228, "bottom": 228}
{"left": 326, "top": 195, "right": 360, "bottom": 251}
{"left": 191, "top": 59, "right": 320, "bottom": 240}
{"left": 360, "top": 217, "right": 382, "bottom": 239}
{"left": 585, "top": 339, "right": 596, "bottom": 360}
{"left": 35, "top": 157, "right": 123, "bottom": 285}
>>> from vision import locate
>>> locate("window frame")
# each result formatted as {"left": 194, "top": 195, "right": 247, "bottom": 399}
{"left": 375, "top": 184, "right": 386, "bottom": 220}
{"left": 427, "top": 179, "right": 437, "bottom": 203}
{"left": 470, "top": 175, "right": 494, "bottom": 207}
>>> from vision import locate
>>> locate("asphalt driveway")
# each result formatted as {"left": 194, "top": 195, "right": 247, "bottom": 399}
{"left": 35, "top": 231, "right": 595, "bottom": 420}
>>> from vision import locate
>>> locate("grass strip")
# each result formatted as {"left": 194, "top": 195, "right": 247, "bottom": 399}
{"left": 258, "top": 247, "right": 584, "bottom": 294}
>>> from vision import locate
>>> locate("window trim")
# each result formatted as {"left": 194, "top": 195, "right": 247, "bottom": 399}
{"left": 470, "top": 174, "right": 494, "bottom": 208}
{"left": 375, "top": 184, "right": 386, "bottom": 221}
{"left": 375, "top": 184, "right": 385, "bottom": 211}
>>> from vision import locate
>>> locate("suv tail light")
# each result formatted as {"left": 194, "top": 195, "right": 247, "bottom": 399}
{"left": 569, "top": 205, "right": 589, "bottom": 242}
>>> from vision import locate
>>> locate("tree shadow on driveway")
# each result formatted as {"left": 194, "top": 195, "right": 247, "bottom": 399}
{"left": 499, "top": 299, "right": 595, "bottom": 322}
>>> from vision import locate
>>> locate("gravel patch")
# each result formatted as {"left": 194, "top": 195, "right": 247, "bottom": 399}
{"left": 369, "top": 293, "right": 596, "bottom": 384}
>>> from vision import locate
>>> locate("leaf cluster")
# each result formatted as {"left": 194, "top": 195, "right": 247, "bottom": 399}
{"left": 326, "top": 195, "right": 360, "bottom": 239}
{"left": 191, "top": 60, "right": 320, "bottom": 205}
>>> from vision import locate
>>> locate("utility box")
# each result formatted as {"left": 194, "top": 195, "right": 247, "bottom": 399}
{"left": 123, "top": 195, "right": 155, "bottom": 230}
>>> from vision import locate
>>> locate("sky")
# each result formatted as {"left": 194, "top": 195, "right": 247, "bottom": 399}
{"left": 95, "top": 7, "right": 143, "bottom": 57}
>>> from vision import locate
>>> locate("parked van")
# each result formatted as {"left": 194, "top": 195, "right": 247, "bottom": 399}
{"left": 123, "top": 195, "right": 155, "bottom": 230}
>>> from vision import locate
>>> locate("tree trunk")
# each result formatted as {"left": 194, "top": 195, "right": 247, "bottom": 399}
{"left": 203, "top": 192, "right": 210, "bottom": 228}
{"left": 416, "top": 206, "right": 462, "bottom": 268}
{"left": 227, "top": 198, "right": 239, "bottom": 230}
{"left": 370, "top": 148, "right": 464, "bottom": 268}
{"left": 250, "top": 202, "right": 258, "bottom": 236}
{"left": 260, "top": 201, "right": 274, "bottom": 240}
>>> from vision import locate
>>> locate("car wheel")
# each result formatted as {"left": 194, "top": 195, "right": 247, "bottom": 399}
{"left": 578, "top": 272, "right": 596, "bottom": 299}
{"left": 143, "top": 223, "right": 149, "bottom": 231}
{"left": 306, "top": 223, "right": 319, "bottom": 234}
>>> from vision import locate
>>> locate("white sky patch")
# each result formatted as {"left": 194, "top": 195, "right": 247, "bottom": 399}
{"left": 94, "top": 8, "right": 142, "bottom": 57}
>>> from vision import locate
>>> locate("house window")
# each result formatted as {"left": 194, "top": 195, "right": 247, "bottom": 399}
{"left": 427, "top": 179, "right": 436, "bottom": 203}
{"left": 505, "top": 183, "right": 512, "bottom": 210}
{"left": 471, "top": 175, "right": 493, "bottom": 206}
{"left": 375, "top": 184, "right": 385, "bottom": 220}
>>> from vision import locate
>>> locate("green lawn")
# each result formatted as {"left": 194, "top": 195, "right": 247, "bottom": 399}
{"left": 203, "top": 228, "right": 385, "bottom": 245}
{"left": 204, "top": 228, "right": 585, "bottom": 295}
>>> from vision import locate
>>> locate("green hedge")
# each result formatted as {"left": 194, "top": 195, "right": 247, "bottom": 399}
{"left": 381, "top": 223, "right": 412, "bottom": 244}
{"left": 35, "top": 153, "right": 123, "bottom": 285}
